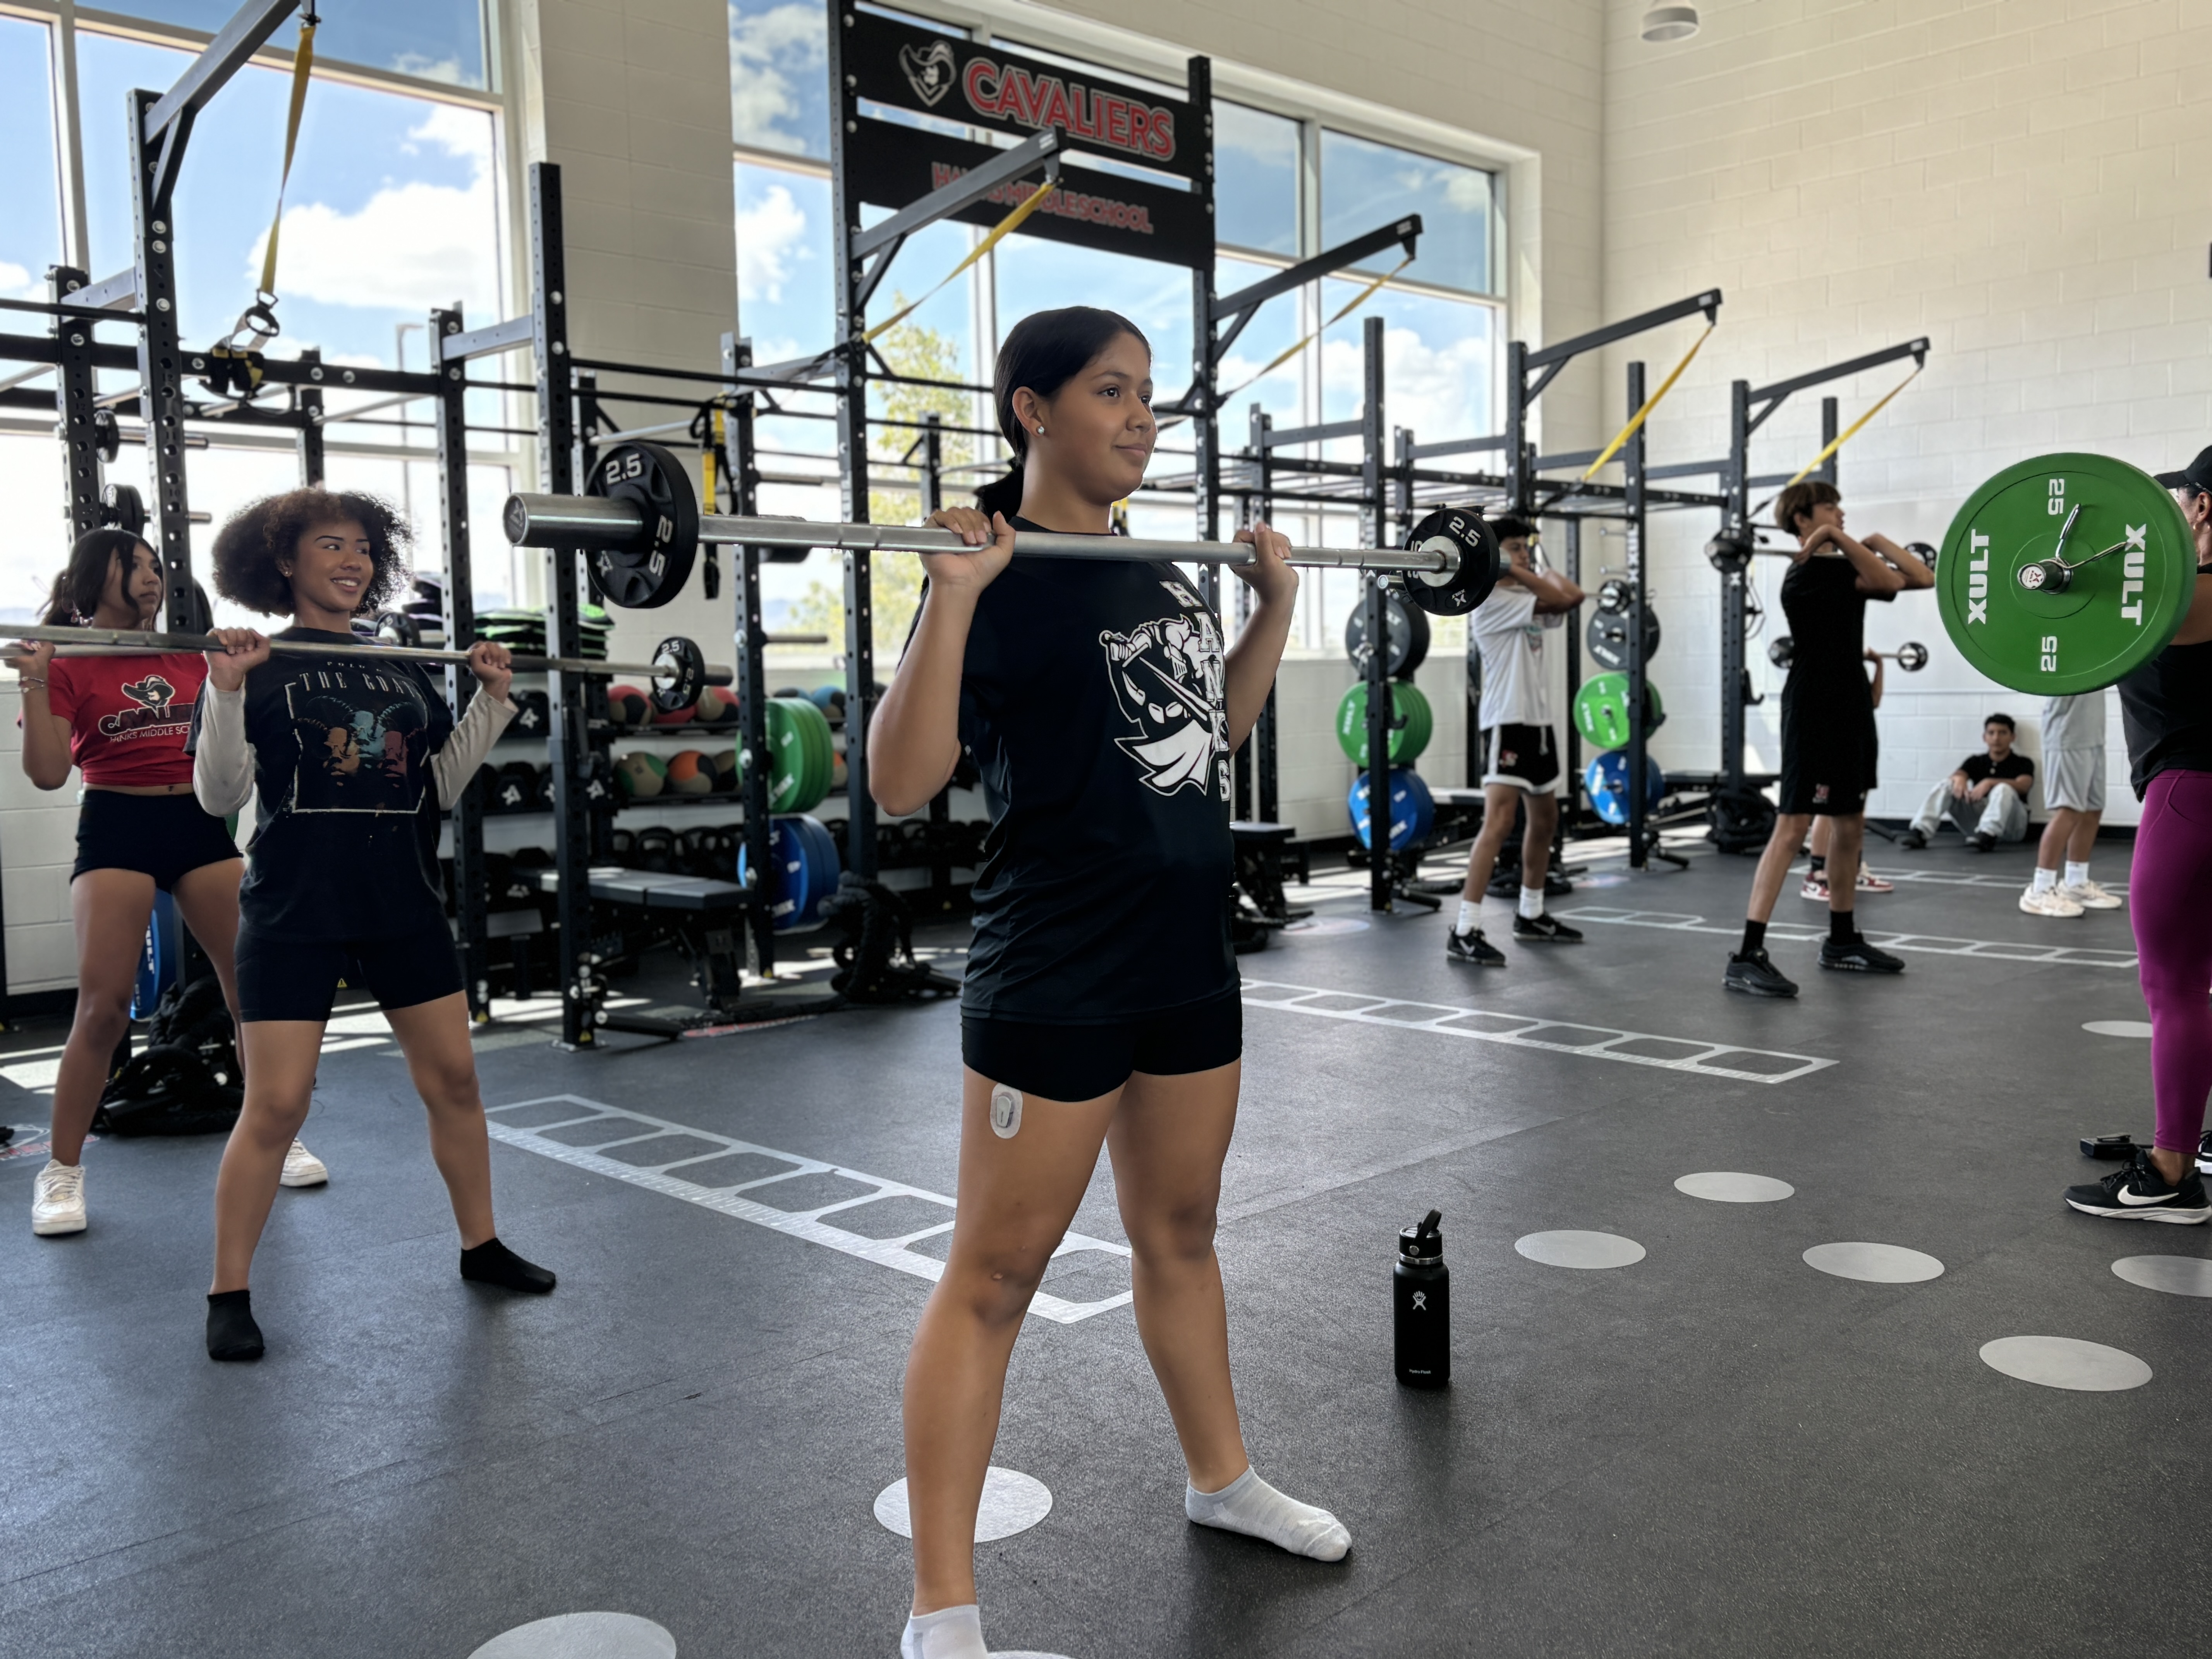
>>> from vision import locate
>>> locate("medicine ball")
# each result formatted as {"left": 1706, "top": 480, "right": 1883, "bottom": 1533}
{"left": 615, "top": 751, "right": 667, "bottom": 799}
{"left": 606, "top": 684, "right": 649, "bottom": 728}
{"left": 709, "top": 748, "right": 741, "bottom": 792}
{"left": 692, "top": 685, "right": 740, "bottom": 728}
{"left": 665, "top": 749, "right": 714, "bottom": 796}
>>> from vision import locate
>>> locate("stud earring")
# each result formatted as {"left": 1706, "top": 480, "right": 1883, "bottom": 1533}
{"left": 1036, "top": 424, "right": 1045, "bottom": 434}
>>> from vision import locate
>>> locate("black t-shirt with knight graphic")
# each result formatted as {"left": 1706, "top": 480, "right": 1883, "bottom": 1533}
{"left": 942, "top": 521, "right": 1236, "bottom": 1022}
{"left": 186, "top": 627, "right": 453, "bottom": 941}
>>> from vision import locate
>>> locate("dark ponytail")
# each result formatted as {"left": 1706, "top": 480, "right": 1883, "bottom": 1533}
{"left": 975, "top": 305, "right": 1149, "bottom": 518}
{"left": 42, "top": 528, "right": 153, "bottom": 626}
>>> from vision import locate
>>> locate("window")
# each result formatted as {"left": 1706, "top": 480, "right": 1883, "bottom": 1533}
{"left": 730, "top": 0, "right": 831, "bottom": 160}
{"left": 94, "top": 2, "right": 490, "bottom": 88}
{"left": 77, "top": 31, "right": 504, "bottom": 375}
{"left": 1321, "top": 129, "right": 1494, "bottom": 296}
{"left": 0, "top": 17, "right": 61, "bottom": 303}
{"left": 1214, "top": 101, "right": 1298, "bottom": 258}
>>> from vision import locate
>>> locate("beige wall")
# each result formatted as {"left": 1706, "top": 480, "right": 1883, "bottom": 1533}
{"left": 1602, "top": 0, "right": 2211, "bottom": 824}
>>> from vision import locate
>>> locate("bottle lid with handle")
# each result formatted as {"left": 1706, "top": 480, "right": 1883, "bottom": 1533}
{"left": 1399, "top": 1209, "right": 1444, "bottom": 1261}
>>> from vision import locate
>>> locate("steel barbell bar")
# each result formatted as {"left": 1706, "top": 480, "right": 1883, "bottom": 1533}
{"left": 1767, "top": 635, "right": 1928, "bottom": 673}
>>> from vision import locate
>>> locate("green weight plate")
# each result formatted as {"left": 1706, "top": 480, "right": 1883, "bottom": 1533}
{"left": 805, "top": 698, "right": 833, "bottom": 810}
{"left": 762, "top": 700, "right": 809, "bottom": 812}
{"left": 1572, "top": 674, "right": 1663, "bottom": 750}
{"left": 1937, "top": 452, "right": 2194, "bottom": 694}
{"left": 1335, "top": 682, "right": 1431, "bottom": 765}
{"left": 779, "top": 696, "right": 832, "bottom": 814}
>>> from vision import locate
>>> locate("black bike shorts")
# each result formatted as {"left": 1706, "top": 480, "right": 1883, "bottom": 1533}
{"left": 73, "top": 790, "right": 239, "bottom": 891}
{"left": 961, "top": 987, "right": 1244, "bottom": 1103}
{"left": 235, "top": 920, "right": 464, "bottom": 1025}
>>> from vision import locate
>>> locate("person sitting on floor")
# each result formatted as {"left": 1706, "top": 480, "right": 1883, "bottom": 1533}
{"left": 1899, "top": 713, "right": 2033, "bottom": 851}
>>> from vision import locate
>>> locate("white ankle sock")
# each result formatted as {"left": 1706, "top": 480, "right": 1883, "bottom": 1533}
{"left": 1517, "top": 884, "right": 1545, "bottom": 920}
{"left": 1456, "top": 899, "right": 1480, "bottom": 936}
{"left": 2065, "top": 860, "right": 2090, "bottom": 888}
{"left": 2032, "top": 866, "right": 2057, "bottom": 893}
{"left": 901, "top": 1604, "right": 986, "bottom": 1659}
{"left": 1185, "top": 1467, "right": 1350, "bottom": 1561}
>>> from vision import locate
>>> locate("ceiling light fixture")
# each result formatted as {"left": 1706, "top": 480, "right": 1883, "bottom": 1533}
{"left": 1641, "top": 5, "right": 1700, "bottom": 43}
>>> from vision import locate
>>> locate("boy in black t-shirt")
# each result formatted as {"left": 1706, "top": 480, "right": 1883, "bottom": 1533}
{"left": 1899, "top": 714, "right": 2033, "bottom": 851}
{"left": 1725, "top": 481, "right": 1934, "bottom": 998}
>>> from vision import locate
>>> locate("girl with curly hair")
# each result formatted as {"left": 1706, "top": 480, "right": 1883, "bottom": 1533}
{"left": 188, "top": 488, "right": 553, "bottom": 1361}
{"left": 8, "top": 529, "right": 328, "bottom": 1238}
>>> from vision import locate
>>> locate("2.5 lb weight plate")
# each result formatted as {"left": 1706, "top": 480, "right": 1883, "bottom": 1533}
{"left": 1343, "top": 593, "right": 1432, "bottom": 678}
{"left": 1936, "top": 452, "right": 2193, "bottom": 694}
{"left": 584, "top": 440, "right": 699, "bottom": 609}
{"left": 1399, "top": 507, "right": 1502, "bottom": 618}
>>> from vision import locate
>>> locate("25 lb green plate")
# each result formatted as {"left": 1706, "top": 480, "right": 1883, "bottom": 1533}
{"left": 1571, "top": 673, "right": 1666, "bottom": 752}
{"left": 1335, "top": 681, "right": 1432, "bottom": 765}
{"left": 1936, "top": 452, "right": 2193, "bottom": 695}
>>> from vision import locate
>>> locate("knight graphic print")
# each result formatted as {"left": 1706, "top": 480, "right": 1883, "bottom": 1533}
{"left": 1101, "top": 578, "right": 1229, "bottom": 800}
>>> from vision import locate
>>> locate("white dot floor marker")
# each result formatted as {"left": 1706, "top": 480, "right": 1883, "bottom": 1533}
{"left": 1802, "top": 1242, "right": 1944, "bottom": 1283}
{"left": 875, "top": 1467, "right": 1053, "bottom": 1541}
{"left": 1514, "top": 1230, "right": 1645, "bottom": 1269}
{"left": 2082, "top": 1020, "right": 2154, "bottom": 1038}
{"left": 1674, "top": 1171, "right": 1795, "bottom": 1203}
{"left": 2111, "top": 1255, "right": 2212, "bottom": 1298}
{"left": 1979, "top": 1336, "right": 2152, "bottom": 1391}
{"left": 467, "top": 1613, "right": 677, "bottom": 1659}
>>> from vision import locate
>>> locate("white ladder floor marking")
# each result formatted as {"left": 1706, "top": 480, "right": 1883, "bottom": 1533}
{"left": 1553, "top": 907, "right": 2138, "bottom": 969}
{"left": 1240, "top": 981, "right": 1833, "bottom": 1084}
{"left": 484, "top": 1094, "right": 1131, "bottom": 1324}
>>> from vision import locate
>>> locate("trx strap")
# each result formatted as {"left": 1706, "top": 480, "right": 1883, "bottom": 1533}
{"left": 863, "top": 176, "right": 1057, "bottom": 344}
{"left": 211, "top": 8, "right": 318, "bottom": 374}
{"left": 1782, "top": 363, "right": 1922, "bottom": 488}
{"left": 1216, "top": 256, "right": 1414, "bottom": 408}
{"left": 1580, "top": 321, "right": 1714, "bottom": 481}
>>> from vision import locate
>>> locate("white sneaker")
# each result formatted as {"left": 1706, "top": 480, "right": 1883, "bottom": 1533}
{"left": 2058, "top": 879, "right": 2123, "bottom": 910}
{"left": 31, "top": 1159, "right": 86, "bottom": 1236}
{"left": 2019, "top": 885, "right": 2085, "bottom": 918}
{"left": 280, "top": 1140, "right": 329, "bottom": 1188}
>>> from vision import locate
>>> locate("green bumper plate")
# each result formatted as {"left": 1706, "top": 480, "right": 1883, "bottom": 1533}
{"left": 1336, "top": 681, "right": 1432, "bottom": 765}
{"left": 1937, "top": 452, "right": 2193, "bottom": 694}
{"left": 1572, "top": 673, "right": 1664, "bottom": 752}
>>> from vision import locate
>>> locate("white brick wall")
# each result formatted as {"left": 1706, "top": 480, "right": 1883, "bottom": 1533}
{"left": 1601, "top": 0, "right": 2212, "bottom": 825}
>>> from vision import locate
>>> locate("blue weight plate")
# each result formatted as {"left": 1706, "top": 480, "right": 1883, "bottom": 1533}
{"left": 1347, "top": 768, "right": 1434, "bottom": 851}
{"left": 1583, "top": 751, "right": 1666, "bottom": 826}
{"left": 794, "top": 814, "right": 843, "bottom": 928}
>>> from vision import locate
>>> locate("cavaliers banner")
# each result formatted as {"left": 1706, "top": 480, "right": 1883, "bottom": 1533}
{"left": 845, "top": 122, "right": 1213, "bottom": 270}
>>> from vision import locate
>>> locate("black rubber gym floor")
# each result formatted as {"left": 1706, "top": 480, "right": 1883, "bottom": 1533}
{"left": 0, "top": 831, "right": 2202, "bottom": 1658}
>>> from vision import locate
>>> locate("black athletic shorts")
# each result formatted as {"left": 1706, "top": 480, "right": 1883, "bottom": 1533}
{"left": 1481, "top": 723, "right": 1561, "bottom": 795}
{"left": 961, "top": 987, "right": 1244, "bottom": 1103}
{"left": 73, "top": 790, "right": 240, "bottom": 891}
{"left": 235, "top": 919, "right": 465, "bottom": 1025}
{"left": 1778, "top": 686, "right": 1877, "bottom": 816}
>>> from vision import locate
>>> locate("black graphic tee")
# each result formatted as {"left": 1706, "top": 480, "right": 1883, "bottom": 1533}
{"left": 1778, "top": 553, "right": 1898, "bottom": 779}
{"left": 186, "top": 628, "right": 454, "bottom": 940}
{"left": 1958, "top": 752, "right": 2035, "bottom": 790}
{"left": 940, "top": 522, "right": 1236, "bottom": 1022}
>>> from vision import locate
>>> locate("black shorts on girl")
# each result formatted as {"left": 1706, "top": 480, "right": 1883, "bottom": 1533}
{"left": 72, "top": 789, "right": 241, "bottom": 890}
{"left": 235, "top": 920, "right": 465, "bottom": 1025}
{"left": 961, "top": 988, "right": 1243, "bottom": 1103}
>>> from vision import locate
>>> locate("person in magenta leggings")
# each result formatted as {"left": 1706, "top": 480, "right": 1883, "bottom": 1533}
{"left": 2064, "top": 444, "right": 2212, "bottom": 1224}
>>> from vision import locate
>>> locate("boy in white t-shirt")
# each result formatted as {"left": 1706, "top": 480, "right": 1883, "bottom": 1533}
{"left": 1447, "top": 518, "right": 1587, "bottom": 966}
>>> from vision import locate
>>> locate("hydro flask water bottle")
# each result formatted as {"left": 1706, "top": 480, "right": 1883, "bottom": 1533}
{"left": 1394, "top": 1209, "right": 1449, "bottom": 1388}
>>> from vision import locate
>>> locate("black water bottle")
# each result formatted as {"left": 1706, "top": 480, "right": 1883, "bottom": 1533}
{"left": 1394, "top": 1209, "right": 1449, "bottom": 1388}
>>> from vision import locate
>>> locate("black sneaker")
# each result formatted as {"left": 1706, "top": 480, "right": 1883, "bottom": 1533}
{"left": 1446, "top": 927, "right": 1506, "bottom": 967}
{"left": 1970, "top": 831, "right": 1996, "bottom": 852}
{"left": 2063, "top": 1152, "right": 2212, "bottom": 1224}
{"left": 1513, "top": 913, "right": 1582, "bottom": 945}
{"left": 1723, "top": 949, "right": 1798, "bottom": 998}
{"left": 1896, "top": 828, "right": 1927, "bottom": 850}
{"left": 2198, "top": 1131, "right": 2212, "bottom": 1175}
{"left": 1818, "top": 934, "right": 1905, "bottom": 974}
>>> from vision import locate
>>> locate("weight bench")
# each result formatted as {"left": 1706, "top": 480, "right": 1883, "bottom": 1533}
{"left": 520, "top": 866, "right": 840, "bottom": 1036}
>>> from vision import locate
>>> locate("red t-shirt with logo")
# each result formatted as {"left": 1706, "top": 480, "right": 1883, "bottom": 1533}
{"left": 43, "top": 652, "right": 205, "bottom": 787}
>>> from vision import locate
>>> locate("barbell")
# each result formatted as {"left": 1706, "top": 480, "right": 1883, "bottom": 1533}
{"left": 502, "top": 440, "right": 1503, "bottom": 617}
{"left": 0, "top": 622, "right": 799, "bottom": 715}
{"left": 1767, "top": 637, "right": 1928, "bottom": 673}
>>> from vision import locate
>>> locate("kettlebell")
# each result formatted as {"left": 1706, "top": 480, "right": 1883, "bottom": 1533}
{"left": 1394, "top": 1209, "right": 1449, "bottom": 1389}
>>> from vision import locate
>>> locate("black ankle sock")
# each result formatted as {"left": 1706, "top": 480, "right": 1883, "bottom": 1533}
{"left": 460, "top": 1237, "right": 556, "bottom": 1294}
{"left": 1738, "top": 919, "right": 1767, "bottom": 958}
{"left": 206, "top": 1288, "right": 264, "bottom": 1362}
{"left": 1807, "top": 854, "right": 1826, "bottom": 875}
{"left": 1829, "top": 908, "right": 1858, "bottom": 944}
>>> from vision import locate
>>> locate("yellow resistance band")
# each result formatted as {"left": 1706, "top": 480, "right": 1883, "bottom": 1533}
{"left": 254, "top": 17, "right": 318, "bottom": 307}
{"left": 1784, "top": 364, "right": 1923, "bottom": 487}
{"left": 704, "top": 404, "right": 726, "bottom": 514}
{"left": 864, "top": 177, "right": 1057, "bottom": 344}
{"left": 1217, "top": 256, "right": 1414, "bottom": 407}
{"left": 1580, "top": 321, "right": 1714, "bottom": 481}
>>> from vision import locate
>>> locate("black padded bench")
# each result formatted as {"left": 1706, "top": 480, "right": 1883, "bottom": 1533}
{"left": 522, "top": 865, "right": 751, "bottom": 914}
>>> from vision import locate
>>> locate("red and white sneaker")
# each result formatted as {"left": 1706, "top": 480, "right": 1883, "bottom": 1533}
{"left": 1799, "top": 874, "right": 1830, "bottom": 901}
{"left": 1855, "top": 868, "right": 1894, "bottom": 893}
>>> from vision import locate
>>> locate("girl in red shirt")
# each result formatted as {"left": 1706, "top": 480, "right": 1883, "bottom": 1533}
{"left": 8, "top": 529, "right": 326, "bottom": 1238}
